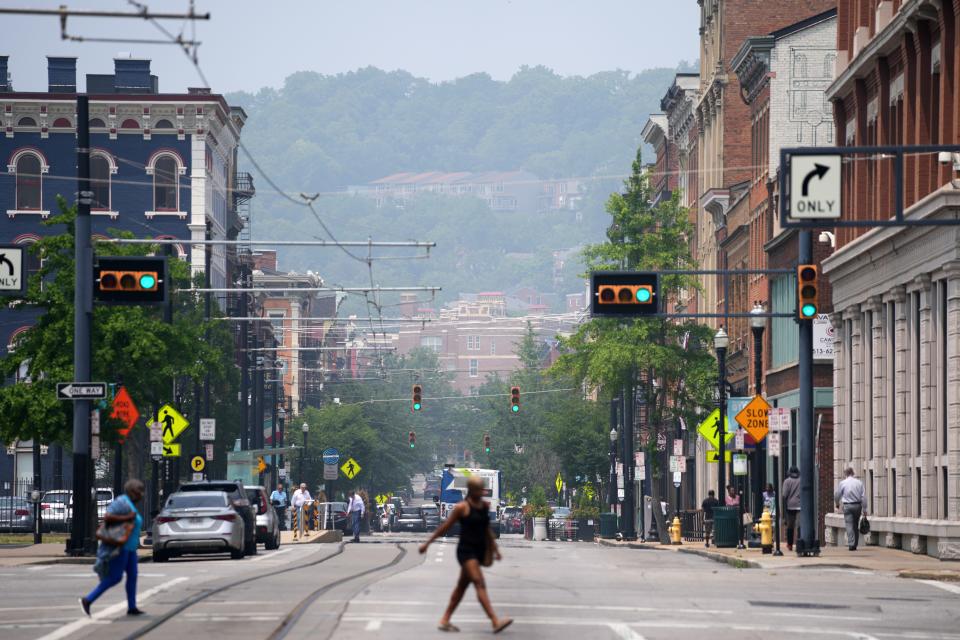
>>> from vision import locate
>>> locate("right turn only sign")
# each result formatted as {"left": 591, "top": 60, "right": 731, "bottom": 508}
{"left": 790, "top": 154, "right": 842, "bottom": 220}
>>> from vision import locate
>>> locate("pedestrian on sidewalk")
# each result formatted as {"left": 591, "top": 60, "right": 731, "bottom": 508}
{"left": 419, "top": 476, "right": 513, "bottom": 634}
{"left": 724, "top": 485, "right": 740, "bottom": 506}
{"left": 701, "top": 490, "right": 719, "bottom": 548}
{"left": 291, "top": 483, "right": 311, "bottom": 540}
{"left": 781, "top": 466, "right": 801, "bottom": 551}
{"left": 762, "top": 483, "right": 777, "bottom": 517}
{"left": 80, "top": 479, "right": 145, "bottom": 617}
{"left": 271, "top": 483, "right": 289, "bottom": 531}
{"left": 835, "top": 467, "right": 866, "bottom": 551}
{"left": 347, "top": 490, "right": 364, "bottom": 542}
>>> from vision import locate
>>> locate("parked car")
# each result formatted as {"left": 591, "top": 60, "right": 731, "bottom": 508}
{"left": 177, "top": 481, "right": 257, "bottom": 556}
{"left": 315, "top": 501, "right": 349, "bottom": 531}
{"left": 94, "top": 488, "right": 114, "bottom": 519}
{"left": 420, "top": 504, "right": 441, "bottom": 531}
{"left": 395, "top": 506, "right": 426, "bottom": 533}
{"left": 244, "top": 486, "right": 281, "bottom": 550}
{"left": 500, "top": 506, "right": 523, "bottom": 534}
{"left": 40, "top": 490, "right": 71, "bottom": 532}
{"left": 549, "top": 507, "right": 571, "bottom": 529}
{"left": 152, "top": 491, "right": 246, "bottom": 562}
{"left": 0, "top": 497, "right": 35, "bottom": 533}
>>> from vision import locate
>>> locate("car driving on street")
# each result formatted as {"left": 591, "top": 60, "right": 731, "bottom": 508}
{"left": 177, "top": 480, "right": 257, "bottom": 556}
{"left": 395, "top": 506, "right": 426, "bottom": 532}
{"left": 245, "top": 485, "right": 281, "bottom": 550}
{"left": 152, "top": 490, "right": 246, "bottom": 562}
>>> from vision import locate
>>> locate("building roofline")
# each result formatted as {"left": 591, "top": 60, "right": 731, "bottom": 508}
{"left": 769, "top": 7, "right": 837, "bottom": 40}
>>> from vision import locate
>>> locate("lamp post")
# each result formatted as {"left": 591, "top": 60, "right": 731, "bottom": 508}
{"left": 300, "top": 422, "right": 309, "bottom": 485}
{"left": 276, "top": 406, "right": 285, "bottom": 488}
{"left": 751, "top": 304, "right": 780, "bottom": 556}
{"left": 714, "top": 327, "right": 729, "bottom": 500}
{"left": 609, "top": 426, "right": 618, "bottom": 509}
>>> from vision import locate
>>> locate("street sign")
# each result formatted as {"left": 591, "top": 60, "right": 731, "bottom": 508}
{"left": 205, "top": 443, "right": 214, "bottom": 461}
{"left": 733, "top": 453, "right": 748, "bottom": 476}
{"left": 150, "top": 441, "right": 163, "bottom": 456}
{"left": 697, "top": 408, "right": 733, "bottom": 449}
{"left": 56, "top": 382, "right": 107, "bottom": 400}
{"left": 278, "top": 468, "right": 287, "bottom": 479}
{"left": 199, "top": 418, "right": 216, "bottom": 441}
{"left": 768, "top": 432, "right": 781, "bottom": 457}
{"left": 162, "top": 443, "right": 181, "bottom": 457}
{"left": 616, "top": 462, "right": 623, "bottom": 475}
{"left": 735, "top": 394, "right": 770, "bottom": 442}
{"left": 190, "top": 456, "right": 205, "bottom": 472}
{"left": 706, "top": 450, "right": 732, "bottom": 463}
{"left": 673, "top": 439, "right": 684, "bottom": 457}
{"left": 0, "top": 245, "right": 25, "bottom": 294}
{"left": 734, "top": 429, "right": 745, "bottom": 451}
{"left": 375, "top": 493, "right": 389, "bottom": 506}
{"left": 769, "top": 407, "right": 791, "bottom": 431}
{"left": 555, "top": 472, "right": 563, "bottom": 494}
{"left": 322, "top": 448, "right": 340, "bottom": 465}
{"left": 637, "top": 465, "right": 645, "bottom": 480}
{"left": 634, "top": 451, "right": 645, "bottom": 467}
{"left": 157, "top": 404, "right": 189, "bottom": 444}
{"left": 789, "top": 154, "right": 841, "bottom": 219}
{"left": 111, "top": 386, "right": 140, "bottom": 438}
{"left": 324, "top": 463, "right": 338, "bottom": 480}
{"left": 192, "top": 472, "right": 204, "bottom": 481}
{"left": 669, "top": 456, "right": 679, "bottom": 473}
{"left": 340, "top": 457, "right": 361, "bottom": 480}
{"left": 677, "top": 457, "right": 686, "bottom": 473}
{"left": 40, "top": 445, "right": 48, "bottom": 455}
{"left": 673, "top": 471, "right": 682, "bottom": 487}
{"left": 257, "top": 457, "right": 267, "bottom": 474}
{"left": 91, "top": 409, "right": 100, "bottom": 435}
{"left": 149, "top": 422, "right": 162, "bottom": 442}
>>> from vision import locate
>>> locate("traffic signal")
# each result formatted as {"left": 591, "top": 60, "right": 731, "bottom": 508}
{"left": 797, "top": 264, "right": 819, "bottom": 320}
{"left": 483, "top": 433, "right": 491, "bottom": 454}
{"left": 590, "top": 271, "right": 659, "bottom": 317}
{"left": 408, "top": 431, "right": 416, "bottom": 448}
{"left": 510, "top": 386, "right": 520, "bottom": 413}
{"left": 412, "top": 384, "right": 422, "bottom": 411}
{"left": 94, "top": 256, "right": 167, "bottom": 304}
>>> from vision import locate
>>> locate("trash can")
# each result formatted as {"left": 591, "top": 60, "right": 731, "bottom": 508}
{"left": 713, "top": 506, "right": 739, "bottom": 548}
{"left": 599, "top": 512, "right": 618, "bottom": 539}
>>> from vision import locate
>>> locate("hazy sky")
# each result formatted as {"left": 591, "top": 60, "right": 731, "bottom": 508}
{"left": 3, "top": 1, "right": 700, "bottom": 93}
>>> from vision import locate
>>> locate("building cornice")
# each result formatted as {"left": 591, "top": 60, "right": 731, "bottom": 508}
{"left": 732, "top": 36, "right": 774, "bottom": 104}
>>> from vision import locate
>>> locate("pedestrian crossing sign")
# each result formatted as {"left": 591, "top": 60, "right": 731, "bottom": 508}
{"left": 375, "top": 493, "right": 390, "bottom": 506}
{"left": 341, "top": 457, "right": 361, "bottom": 480}
{"left": 157, "top": 404, "right": 189, "bottom": 444}
{"left": 697, "top": 408, "right": 733, "bottom": 449}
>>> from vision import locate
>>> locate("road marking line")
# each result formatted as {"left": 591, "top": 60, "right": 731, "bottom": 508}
{"left": 364, "top": 619, "right": 382, "bottom": 631}
{"left": 350, "top": 600, "right": 733, "bottom": 616}
{"left": 0, "top": 605, "right": 77, "bottom": 612}
{"left": 249, "top": 548, "right": 292, "bottom": 562}
{"left": 764, "top": 612, "right": 879, "bottom": 622}
{"left": 27, "top": 565, "right": 50, "bottom": 571}
{"left": 916, "top": 579, "right": 960, "bottom": 596}
{"left": 609, "top": 623, "right": 646, "bottom": 640}
{"left": 36, "top": 576, "right": 188, "bottom": 640}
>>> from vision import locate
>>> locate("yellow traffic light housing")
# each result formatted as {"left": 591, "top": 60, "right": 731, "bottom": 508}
{"left": 797, "top": 264, "right": 819, "bottom": 320}
{"left": 590, "top": 271, "right": 659, "bottom": 317}
{"left": 412, "top": 384, "right": 422, "bottom": 411}
{"left": 408, "top": 431, "right": 416, "bottom": 448}
{"left": 94, "top": 256, "right": 167, "bottom": 304}
{"left": 510, "top": 386, "right": 520, "bottom": 413}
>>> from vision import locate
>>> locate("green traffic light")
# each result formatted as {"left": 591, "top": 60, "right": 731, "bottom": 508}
{"left": 801, "top": 304, "right": 817, "bottom": 318}
{"left": 511, "top": 405, "right": 519, "bottom": 413}
{"left": 636, "top": 287, "right": 651, "bottom": 303}
{"left": 138, "top": 273, "right": 156, "bottom": 289}
{"left": 413, "top": 402, "right": 421, "bottom": 411}
{"left": 485, "top": 447, "right": 490, "bottom": 453}
{"left": 410, "top": 443, "right": 415, "bottom": 448}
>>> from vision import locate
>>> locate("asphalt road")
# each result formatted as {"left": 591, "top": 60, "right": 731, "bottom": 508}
{"left": 2, "top": 534, "right": 958, "bottom": 640}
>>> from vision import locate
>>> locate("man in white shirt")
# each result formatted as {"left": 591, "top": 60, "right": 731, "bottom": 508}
{"left": 347, "top": 490, "right": 365, "bottom": 543}
{"left": 835, "top": 467, "right": 866, "bottom": 551}
{"left": 291, "top": 483, "right": 312, "bottom": 540}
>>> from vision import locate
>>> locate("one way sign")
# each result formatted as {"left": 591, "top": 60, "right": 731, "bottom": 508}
{"left": 57, "top": 382, "right": 107, "bottom": 400}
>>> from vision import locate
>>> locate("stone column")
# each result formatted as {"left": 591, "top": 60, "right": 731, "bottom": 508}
{"left": 916, "top": 275, "right": 934, "bottom": 521}
{"left": 945, "top": 264, "right": 960, "bottom": 523}
{"left": 868, "top": 296, "right": 886, "bottom": 515}
{"left": 850, "top": 307, "right": 864, "bottom": 470}
{"left": 832, "top": 311, "right": 846, "bottom": 494}
{"left": 893, "top": 285, "right": 909, "bottom": 520}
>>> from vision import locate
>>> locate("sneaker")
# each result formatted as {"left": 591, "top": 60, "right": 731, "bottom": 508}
{"left": 127, "top": 608, "right": 146, "bottom": 616}
{"left": 79, "top": 598, "right": 91, "bottom": 617}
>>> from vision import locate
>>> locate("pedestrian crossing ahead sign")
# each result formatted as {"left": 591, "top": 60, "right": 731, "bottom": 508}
{"left": 341, "top": 457, "right": 361, "bottom": 480}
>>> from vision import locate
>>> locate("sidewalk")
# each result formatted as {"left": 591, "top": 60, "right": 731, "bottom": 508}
{"left": 281, "top": 529, "right": 342, "bottom": 545}
{"left": 597, "top": 537, "right": 960, "bottom": 581}
{"left": 0, "top": 542, "right": 151, "bottom": 567}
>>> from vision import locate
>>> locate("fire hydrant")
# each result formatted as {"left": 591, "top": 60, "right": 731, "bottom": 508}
{"left": 669, "top": 515, "right": 682, "bottom": 545}
{"left": 754, "top": 507, "right": 773, "bottom": 554}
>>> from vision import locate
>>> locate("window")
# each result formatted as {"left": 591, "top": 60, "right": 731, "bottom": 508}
{"left": 468, "top": 359, "right": 479, "bottom": 378}
{"left": 490, "top": 339, "right": 496, "bottom": 355}
{"left": 420, "top": 336, "right": 442, "bottom": 353}
{"left": 467, "top": 335, "right": 480, "bottom": 351}
{"left": 153, "top": 155, "right": 179, "bottom": 211}
{"left": 770, "top": 275, "right": 799, "bottom": 367}
{"left": 15, "top": 152, "right": 42, "bottom": 210}
{"left": 90, "top": 155, "right": 111, "bottom": 211}
{"left": 120, "top": 118, "right": 139, "bottom": 129}
{"left": 154, "top": 119, "right": 174, "bottom": 129}
{"left": 268, "top": 312, "right": 285, "bottom": 335}
{"left": 52, "top": 118, "right": 71, "bottom": 128}
{"left": 17, "top": 117, "right": 37, "bottom": 127}
{"left": 89, "top": 118, "right": 106, "bottom": 128}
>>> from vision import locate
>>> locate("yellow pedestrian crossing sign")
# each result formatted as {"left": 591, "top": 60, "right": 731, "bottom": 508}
{"left": 341, "top": 457, "right": 361, "bottom": 480}
{"left": 158, "top": 404, "right": 190, "bottom": 444}
{"left": 162, "top": 443, "right": 181, "bottom": 457}
{"left": 375, "top": 493, "right": 389, "bottom": 506}
{"left": 706, "top": 449, "right": 733, "bottom": 463}
{"left": 697, "top": 408, "right": 732, "bottom": 449}
{"left": 555, "top": 472, "right": 563, "bottom": 494}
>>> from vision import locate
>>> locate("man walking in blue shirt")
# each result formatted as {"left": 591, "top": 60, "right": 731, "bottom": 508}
{"left": 270, "top": 483, "right": 289, "bottom": 531}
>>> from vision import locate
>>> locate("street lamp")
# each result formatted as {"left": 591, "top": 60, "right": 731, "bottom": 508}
{"left": 714, "top": 327, "right": 729, "bottom": 501}
{"left": 300, "top": 422, "right": 309, "bottom": 484}
{"left": 750, "top": 303, "right": 780, "bottom": 555}
{"left": 609, "top": 426, "right": 618, "bottom": 508}
{"left": 276, "top": 406, "right": 286, "bottom": 488}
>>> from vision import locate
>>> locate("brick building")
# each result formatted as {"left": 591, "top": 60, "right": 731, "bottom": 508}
{"left": 821, "top": 0, "right": 960, "bottom": 558}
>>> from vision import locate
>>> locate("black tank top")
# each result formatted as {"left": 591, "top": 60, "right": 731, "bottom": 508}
{"left": 458, "top": 500, "right": 489, "bottom": 552}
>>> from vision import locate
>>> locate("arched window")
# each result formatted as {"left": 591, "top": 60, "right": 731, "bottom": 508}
{"left": 89, "top": 118, "right": 106, "bottom": 128}
{"left": 17, "top": 117, "right": 37, "bottom": 127}
{"left": 154, "top": 119, "right": 174, "bottom": 129}
{"left": 15, "top": 237, "right": 43, "bottom": 289}
{"left": 52, "top": 117, "right": 71, "bottom": 128}
{"left": 120, "top": 118, "right": 139, "bottom": 129}
{"left": 15, "top": 153, "right": 42, "bottom": 210}
{"left": 90, "top": 154, "right": 111, "bottom": 211}
{"left": 154, "top": 155, "right": 179, "bottom": 211}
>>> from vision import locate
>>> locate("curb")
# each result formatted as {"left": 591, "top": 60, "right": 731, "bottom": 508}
{"left": 596, "top": 538, "right": 674, "bottom": 552}
{"left": 898, "top": 570, "right": 960, "bottom": 583}
{"left": 676, "top": 547, "right": 760, "bottom": 569}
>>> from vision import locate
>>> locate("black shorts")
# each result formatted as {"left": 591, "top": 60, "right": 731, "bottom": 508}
{"left": 456, "top": 546, "right": 484, "bottom": 566}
